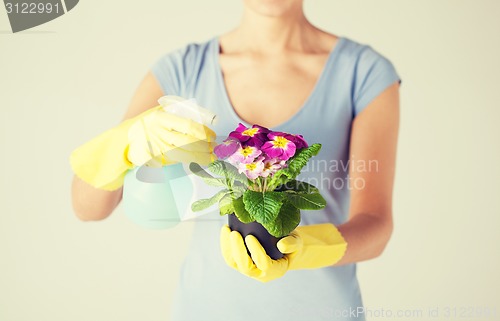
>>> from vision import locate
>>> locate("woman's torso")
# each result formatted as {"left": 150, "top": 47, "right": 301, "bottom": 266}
{"left": 149, "top": 34, "right": 400, "bottom": 320}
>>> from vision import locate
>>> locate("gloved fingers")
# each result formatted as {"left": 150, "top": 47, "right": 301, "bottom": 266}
{"left": 128, "top": 108, "right": 217, "bottom": 166}
{"left": 126, "top": 132, "right": 172, "bottom": 166}
{"left": 277, "top": 231, "right": 303, "bottom": 254}
{"left": 244, "top": 235, "right": 274, "bottom": 271}
{"left": 245, "top": 235, "right": 290, "bottom": 282}
{"left": 229, "top": 231, "right": 258, "bottom": 276}
{"left": 155, "top": 112, "right": 217, "bottom": 142}
{"left": 220, "top": 225, "right": 237, "bottom": 269}
{"left": 140, "top": 154, "right": 170, "bottom": 168}
{"left": 128, "top": 132, "right": 215, "bottom": 166}
{"left": 126, "top": 142, "right": 156, "bottom": 167}
{"left": 127, "top": 118, "right": 170, "bottom": 162}
{"left": 148, "top": 125, "right": 217, "bottom": 152}
{"left": 129, "top": 117, "right": 214, "bottom": 154}
{"left": 162, "top": 147, "right": 215, "bottom": 166}
{"left": 147, "top": 128, "right": 216, "bottom": 164}
{"left": 147, "top": 129, "right": 214, "bottom": 156}
{"left": 128, "top": 147, "right": 214, "bottom": 167}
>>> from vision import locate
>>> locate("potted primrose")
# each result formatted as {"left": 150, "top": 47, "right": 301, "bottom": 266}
{"left": 189, "top": 123, "right": 326, "bottom": 259}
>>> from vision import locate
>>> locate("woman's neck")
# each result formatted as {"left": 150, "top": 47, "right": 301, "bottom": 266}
{"left": 223, "top": 7, "right": 324, "bottom": 54}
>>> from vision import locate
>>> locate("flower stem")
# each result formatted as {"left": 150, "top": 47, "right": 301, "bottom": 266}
{"left": 255, "top": 178, "right": 262, "bottom": 192}
{"left": 263, "top": 177, "right": 268, "bottom": 192}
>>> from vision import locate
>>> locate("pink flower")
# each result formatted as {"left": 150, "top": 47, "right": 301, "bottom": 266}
{"left": 261, "top": 132, "right": 296, "bottom": 161}
{"left": 214, "top": 138, "right": 241, "bottom": 159}
{"left": 261, "top": 158, "right": 286, "bottom": 177}
{"left": 229, "top": 123, "right": 269, "bottom": 148}
{"left": 228, "top": 145, "right": 262, "bottom": 164}
{"left": 238, "top": 156, "right": 265, "bottom": 179}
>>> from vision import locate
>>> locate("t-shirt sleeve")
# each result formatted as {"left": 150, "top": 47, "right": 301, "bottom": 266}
{"left": 353, "top": 46, "right": 402, "bottom": 116}
{"left": 149, "top": 48, "right": 184, "bottom": 96}
{"left": 149, "top": 43, "right": 202, "bottom": 97}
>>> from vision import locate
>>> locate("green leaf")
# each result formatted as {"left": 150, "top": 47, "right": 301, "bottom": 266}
{"left": 218, "top": 187, "right": 247, "bottom": 216}
{"left": 262, "top": 201, "right": 301, "bottom": 238}
{"left": 207, "top": 160, "right": 249, "bottom": 186}
{"left": 268, "top": 144, "right": 322, "bottom": 189}
{"left": 189, "top": 162, "right": 212, "bottom": 178}
{"left": 218, "top": 193, "right": 235, "bottom": 215}
{"left": 189, "top": 162, "right": 229, "bottom": 187}
{"left": 242, "top": 190, "right": 285, "bottom": 225}
{"left": 229, "top": 183, "right": 246, "bottom": 199}
{"left": 287, "top": 143, "right": 321, "bottom": 174}
{"left": 285, "top": 191, "right": 326, "bottom": 210}
{"left": 233, "top": 196, "right": 254, "bottom": 223}
{"left": 191, "top": 189, "right": 228, "bottom": 212}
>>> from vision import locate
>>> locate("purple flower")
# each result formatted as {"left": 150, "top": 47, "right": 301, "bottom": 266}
{"left": 214, "top": 138, "right": 241, "bottom": 159}
{"left": 237, "top": 156, "right": 265, "bottom": 180}
{"left": 229, "top": 123, "right": 269, "bottom": 148}
{"left": 261, "top": 132, "right": 297, "bottom": 161}
{"left": 284, "top": 134, "right": 308, "bottom": 149}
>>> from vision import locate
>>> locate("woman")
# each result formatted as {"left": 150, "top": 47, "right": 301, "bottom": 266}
{"left": 71, "top": 0, "right": 401, "bottom": 320}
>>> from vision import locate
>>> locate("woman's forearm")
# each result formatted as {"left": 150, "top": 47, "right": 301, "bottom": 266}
{"left": 335, "top": 213, "right": 393, "bottom": 265}
{"left": 334, "top": 81, "right": 399, "bottom": 266}
{"left": 71, "top": 175, "right": 123, "bottom": 221}
{"left": 70, "top": 73, "right": 166, "bottom": 222}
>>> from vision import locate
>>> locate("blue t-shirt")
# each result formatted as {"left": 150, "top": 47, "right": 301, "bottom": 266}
{"left": 150, "top": 35, "right": 402, "bottom": 321}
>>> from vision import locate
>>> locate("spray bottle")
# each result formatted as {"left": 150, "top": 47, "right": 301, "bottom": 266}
{"left": 122, "top": 96, "right": 218, "bottom": 229}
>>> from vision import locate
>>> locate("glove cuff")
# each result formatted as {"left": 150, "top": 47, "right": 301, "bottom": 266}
{"left": 70, "top": 106, "right": 165, "bottom": 190}
{"left": 287, "top": 223, "right": 347, "bottom": 270}
{"left": 70, "top": 114, "right": 143, "bottom": 190}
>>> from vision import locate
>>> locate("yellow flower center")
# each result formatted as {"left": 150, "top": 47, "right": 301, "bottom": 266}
{"left": 240, "top": 146, "right": 254, "bottom": 157}
{"left": 245, "top": 163, "right": 257, "bottom": 171}
{"left": 272, "top": 136, "right": 289, "bottom": 148}
{"left": 242, "top": 128, "right": 259, "bottom": 137}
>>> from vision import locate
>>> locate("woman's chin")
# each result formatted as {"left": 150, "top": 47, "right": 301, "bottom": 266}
{"left": 244, "top": 0, "right": 302, "bottom": 17}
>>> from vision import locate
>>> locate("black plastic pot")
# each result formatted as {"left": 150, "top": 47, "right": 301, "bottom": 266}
{"left": 228, "top": 213, "right": 284, "bottom": 260}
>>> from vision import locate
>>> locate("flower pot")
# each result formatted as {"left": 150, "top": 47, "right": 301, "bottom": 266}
{"left": 228, "top": 213, "right": 284, "bottom": 260}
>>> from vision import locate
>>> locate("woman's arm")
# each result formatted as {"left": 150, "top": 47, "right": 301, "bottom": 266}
{"left": 71, "top": 72, "right": 164, "bottom": 221}
{"left": 336, "top": 81, "right": 400, "bottom": 264}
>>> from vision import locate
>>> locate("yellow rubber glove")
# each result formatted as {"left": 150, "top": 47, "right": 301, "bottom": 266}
{"left": 70, "top": 97, "right": 216, "bottom": 191}
{"left": 220, "top": 223, "right": 347, "bottom": 283}
{"left": 220, "top": 225, "right": 290, "bottom": 283}
{"left": 277, "top": 223, "right": 348, "bottom": 270}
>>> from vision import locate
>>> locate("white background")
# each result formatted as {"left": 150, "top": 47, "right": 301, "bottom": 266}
{"left": 1, "top": 1, "right": 499, "bottom": 320}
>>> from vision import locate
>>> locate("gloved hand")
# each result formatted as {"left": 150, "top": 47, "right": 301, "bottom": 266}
{"left": 220, "top": 223, "right": 347, "bottom": 283}
{"left": 70, "top": 96, "right": 216, "bottom": 191}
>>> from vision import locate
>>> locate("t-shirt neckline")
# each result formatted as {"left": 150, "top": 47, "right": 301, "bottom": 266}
{"left": 211, "top": 35, "right": 347, "bottom": 131}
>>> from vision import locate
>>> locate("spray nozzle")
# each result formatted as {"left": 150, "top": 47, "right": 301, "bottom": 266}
{"left": 158, "top": 96, "right": 217, "bottom": 126}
